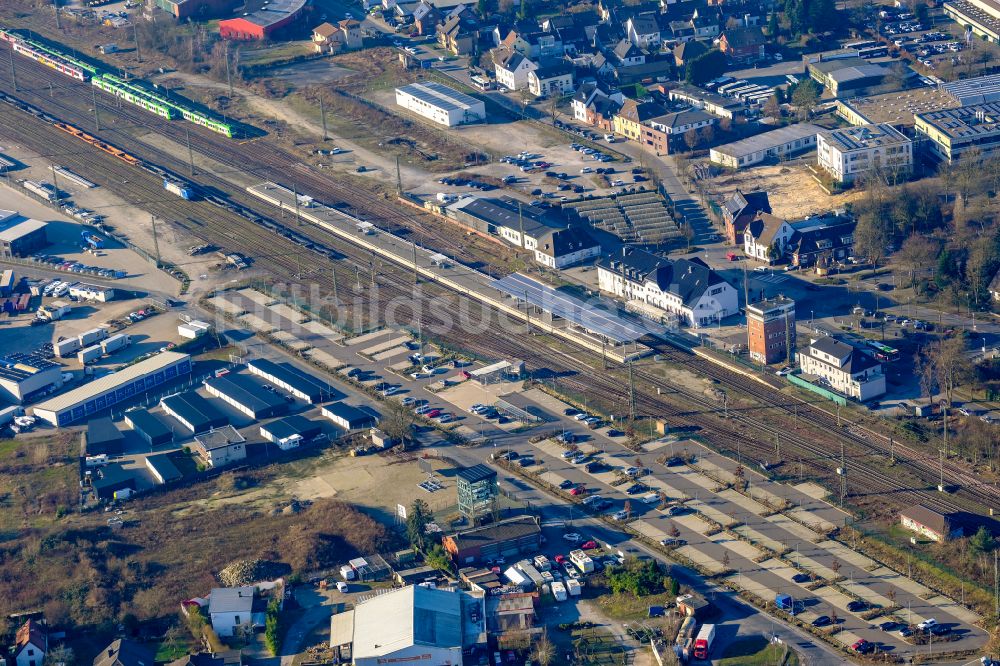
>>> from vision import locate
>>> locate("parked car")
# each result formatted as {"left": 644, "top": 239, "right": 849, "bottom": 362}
{"left": 563, "top": 533, "right": 582, "bottom": 542}
{"left": 812, "top": 616, "right": 832, "bottom": 627}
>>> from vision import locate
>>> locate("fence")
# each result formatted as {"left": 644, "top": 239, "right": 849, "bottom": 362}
{"left": 786, "top": 373, "right": 848, "bottom": 406}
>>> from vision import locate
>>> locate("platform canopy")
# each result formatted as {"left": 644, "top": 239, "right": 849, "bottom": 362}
{"left": 492, "top": 272, "right": 663, "bottom": 344}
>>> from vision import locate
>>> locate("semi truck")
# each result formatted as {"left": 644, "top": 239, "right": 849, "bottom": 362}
{"left": 693, "top": 624, "right": 715, "bottom": 660}
{"left": 55, "top": 337, "right": 82, "bottom": 357}
{"left": 79, "top": 327, "right": 109, "bottom": 346}
{"left": 101, "top": 333, "right": 130, "bottom": 354}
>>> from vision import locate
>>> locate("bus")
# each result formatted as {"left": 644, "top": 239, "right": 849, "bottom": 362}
{"left": 471, "top": 75, "right": 492, "bottom": 90}
{"left": 866, "top": 340, "right": 900, "bottom": 362}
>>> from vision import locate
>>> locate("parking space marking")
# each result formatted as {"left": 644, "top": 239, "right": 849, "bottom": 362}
{"left": 786, "top": 551, "right": 839, "bottom": 581}
{"left": 675, "top": 544, "right": 728, "bottom": 575}
{"left": 765, "top": 513, "right": 826, "bottom": 543}
{"left": 632, "top": 519, "right": 669, "bottom": 542}
{"left": 670, "top": 512, "right": 716, "bottom": 535}
{"left": 818, "top": 540, "right": 878, "bottom": 570}
{"left": 645, "top": 476, "right": 689, "bottom": 501}
{"left": 924, "top": 595, "right": 983, "bottom": 626}
{"left": 790, "top": 509, "right": 838, "bottom": 533}
{"left": 718, "top": 488, "right": 770, "bottom": 516}
{"left": 761, "top": 558, "right": 814, "bottom": 589}
{"left": 710, "top": 533, "right": 767, "bottom": 561}
{"left": 734, "top": 524, "right": 788, "bottom": 554}
{"left": 812, "top": 585, "right": 861, "bottom": 615}
{"left": 839, "top": 580, "right": 894, "bottom": 610}
{"left": 688, "top": 498, "right": 740, "bottom": 528}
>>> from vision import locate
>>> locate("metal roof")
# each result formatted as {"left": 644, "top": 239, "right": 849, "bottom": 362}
{"left": 146, "top": 452, "right": 182, "bottom": 482}
{"left": 941, "top": 72, "right": 1000, "bottom": 105}
{"left": 0, "top": 218, "right": 46, "bottom": 242}
{"left": 261, "top": 414, "right": 321, "bottom": 440}
{"left": 161, "top": 390, "right": 227, "bottom": 433}
{"left": 205, "top": 373, "right": 287, "bottom": 414}
{"left": 33, "top": 351, "right": 190, "bottom": 414}
{"left": 321, "top": 401, "right": 377, "bottom": 426}
{"left": 0, "top": 352, "right": 58, "bottom": 382}
{"left": 352, "top": 586, "right": 463, "bottom": 659}
{"left": 396, "top": 81, "right": 483, "bottom": 114}
{"left": 247, "top": 358, "right": 335, "bottom": 401}
{"left": 456, "top": 464, "right": 496, "bottom": 484}
{"left": 124, "top": 408, "right": 173, "bottom": 443}
{"left": 224, "top": 0, "right": 307, "bottom": 28}
{"left": 492, "top": 272, "right": 664, "bottom": 343}
{"left": 329, "top": 611, "right": 355, "bottom": 647}
{"left": 210, "top": 587, "right": 255, "bottom": 614}
{"left": 711, "top": 123, "right": 822, "bottom": 159}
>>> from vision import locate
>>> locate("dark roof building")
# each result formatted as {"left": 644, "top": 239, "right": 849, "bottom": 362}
{"left": 86, "top": 417, "right": 124, "bottom": 456}
{"left": 124, "top": 408, "right": 173, "bottom": 447}
{"left": 160, "top": 392, "right": 228, "bottom": 434}
{"left": 91, "top": 463, "right": 136, "bottom": 501}
{"left": 721, "top": 189, "right": 771, "bottom": 244}
{"left": 246, "top": 358, "right": 339, "bottom": 403}
{"left": 145, "top": 452, "right": 183, "bottom": 484}
{"left": 204, "top": 373, "right": 289, "bottom": 420}
{"left": 93, "top": 640, "right": 156, "bottom": 666}
{"left": 259, "top": 414, "right": 322, "bottom": 444}
{"left": 321, "top": 402, "right": 378, "bottom": 431}
{"left": 442, "top": 515, "right": 542, "bottom": 565}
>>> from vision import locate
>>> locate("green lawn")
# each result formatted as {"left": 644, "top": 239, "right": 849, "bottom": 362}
{"left": 719, "top": 636, "right": 798, "bottom": 666}
{"left": 594, "top": 589, "right": 677, "bottom": 621}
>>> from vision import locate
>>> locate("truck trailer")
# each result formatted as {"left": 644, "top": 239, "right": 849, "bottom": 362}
{"left": 78, "top": 344, "right": 102, "bottom": 364}
{"left": 693, "top": 624, "right": 715, "bottom": 660}
{"left": 78, "top": 326, "right": 109, "bottom": 346}
{"left": 101, "top": 333, "right": 130, "bottom": 354}
{"left": 55, "top": 337, "right": 82, "bottom": 357}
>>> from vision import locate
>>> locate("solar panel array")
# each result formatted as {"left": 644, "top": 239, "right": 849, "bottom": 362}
{"left": 396, "top": 81, "right": 481, "bottom": 113}
{"left": 492, "top": 272, "right": 664, "bottom": 343}
{"left": 564, "top": 192, "right": 680, "bottom": 246}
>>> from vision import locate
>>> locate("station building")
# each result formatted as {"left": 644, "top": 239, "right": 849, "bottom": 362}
{"left": 33, "top": 352, "right": 191, "bottom": 426}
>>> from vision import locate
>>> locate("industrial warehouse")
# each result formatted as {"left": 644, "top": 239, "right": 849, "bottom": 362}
{"left": 394, "top": 82, "right": 486, "bottom": 127}
{"left": 0, "top": 351, "right": 62, "bottom": 403}
{"left": 204, "top": 372, "right": 289, "bottom": 420}
{"left": 31, "top": 352, "right": 192, "bottom": 426}
{"left": 159, "top": 389, "right": 227, "bottom": 434}
{"left": 247, "top": 357, "right": 338, "bottom": 403}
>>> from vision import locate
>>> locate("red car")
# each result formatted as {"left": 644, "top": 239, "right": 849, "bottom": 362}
{"left": 426, "top": 409, "right": 442, "bottom": 418}
{"left": 580, "top": 540, "right": 598, "bottom": 550}
{"left": 569, "top": 486, "right": 587, "bottom": 496}
{"left": 554, "top": 554, "right": 566, "bottom": 564}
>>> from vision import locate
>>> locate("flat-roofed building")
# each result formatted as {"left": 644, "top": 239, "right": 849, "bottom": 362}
{"left": 192, "top": 426, "right": 246, "bottom": 468}
{"left": 86, "top": 417, "right": 125, "bottom": 456}
{"left": 246, "top": 358, "right": 338, "bottom": 403}
{"left": 941, "top": 72, "right": 1000, "bottom": 104}
{"left": 816, "top": 123, "right": 913, "bottom": 184}
{"left": 836, "top": 87, "right": 959, "bottom": 127}
{"left": 667, "top": 85, "right": 747, "bottom": 120}
{"left": 710, "top": 124, "right": 822, "bottom": 169}
{"left": 145, "top": 452, "right": 183, "bottom": 484}
{"left": 0, "top": 218, "right": 47, "bottom": 258}
{"left": 915, "top": 102, "right": 1000, "bottom": 163}
{"left": 32, "top": 352, "right": 192, "bottom": 427}
{"left": 456, "top": 464, "right": 498, "bottom": 525}
{"left": 944, "top": 0, "right": 1000, "bottom": 44}
{"left": 395, "top": 82, "right": 486, "bottom": 127}
{"left": 0, "top": 352, "right": 62, "bottom": 403}
{"left": 321, "top": 402, "right": 377, "bottom": 431}
{"left": 442, "top": 515, "right": 542, "bottom": 565}
{"left": 124, "top": 408, "right": 174, "bottom": 447}
{"left": 746, "top": 296, "right": 795, "bottom": 365}
{"left": 160, "top": 390, "right": 228, "bottom": 434}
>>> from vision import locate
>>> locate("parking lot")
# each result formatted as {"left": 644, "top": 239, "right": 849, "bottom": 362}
{"left": 502, "top": 434, "right": 989, "bottom": 659}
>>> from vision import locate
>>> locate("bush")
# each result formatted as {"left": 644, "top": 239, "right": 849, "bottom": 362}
{"left": 606, "top": 559, "right": 668, "bottom": 597}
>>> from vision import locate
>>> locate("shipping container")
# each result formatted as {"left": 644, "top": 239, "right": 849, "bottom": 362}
{"left": 55, "top": 337, "right": 82, "bottom": 357}
{"left": 78, "top": 326, "right": 109, "bottom": 346}
{"left": 78, "top": 344, "right": 103, "bottom": 364}
{"left": 101, "top": 333, "right": 130, "bottom": 354}
{"left": 0, "top": 269, "right": 14, "bottom": 297}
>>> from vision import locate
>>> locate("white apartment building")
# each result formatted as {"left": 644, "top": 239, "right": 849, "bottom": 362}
{"left": 797, "top": 337, "right": 886, "bottom": 401}
{"left": 395, "top": 82, "right": 486, "bottom": 127}
{"left": 816, "top": 123, "right": 913, "bottom": 184}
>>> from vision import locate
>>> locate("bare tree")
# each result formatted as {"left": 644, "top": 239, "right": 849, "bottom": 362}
{"left": 379, "top": 401, "right": 415, "bottom": 444}
{"left": 531, "top": 629, "right": 555, "bottom": 666}
{"left": 930, "top": 335, "right": 974, "bottom": 406}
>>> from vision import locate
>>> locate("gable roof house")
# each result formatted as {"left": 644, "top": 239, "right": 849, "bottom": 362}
{"left": 718, "top": 26, "right": 765, "bottom": 64}
{"left": 900, "top": 505, "right": 964, "bottom": 542}
{"left": 786, "top": 214, "right": 856, "bottom": 268}
{"left": 531, "top": 227, "right": 602, "bottom": 269}
{"left": 626, "top": 14, "right": 662, "bottom": 48}
{"left": 611, "top": 38, "right": 647, "bottom": 67}
{"left": 437, "top": 13, "right": 478, "bottom": 55}
{"left": 673, "top": 39, "right": 708, "bottom": 66}
{"left": 209, "top": 587, "right": 268, "bottom": 637}
{"left": 613, "top": 99, "right": 666, "bottom": 142}
{"left": 312, "top": 19, "right": 363, "bottom": 53}
{"left": 413, "top": 2, "right": 443, "bottom": 34}
{"left": 93, "top": 641, "right": 155, "bottom": 666}
{"left": 571, "top": 82, "right": 626, "bottom": 130}
{"left": 15, "top": 620, "right": 47, "bottom": 666}
{"left": 493, "top": 48, "right": 538, "bottom": 90}
{"left": 797, "top": 337, "right": 885, "bottom": 401}
{"left": 721, "top": 189, "right": 771, "bottom": 244}
{"left": 743, "top": 212, "right": 795, "bottom": 263}
{"left": 597, "top": 248, "right": 738, "bottom": 327}
{"left": 528, "top": 63, "right": 576, "bottom": 97}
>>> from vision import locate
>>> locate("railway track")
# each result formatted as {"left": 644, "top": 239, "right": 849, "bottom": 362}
{"left": 1, "top": 49, "right": 996, "bottom": 518}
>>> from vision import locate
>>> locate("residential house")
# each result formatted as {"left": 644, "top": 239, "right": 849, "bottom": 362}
{"left": 493, "top": 48, "right": 538, "bottom": 90}
{"left": 531, "top": 227, "right": 602, "bottom": 269}
{"left": 718, "top": 26, "right": 765, "bottom": 64}
{"left": 721, "top": 189, "right": 771, "bottom": 245}
{"left": 613, "top": 99, "right": 666, "bottom": 142}
{"left": 626, "top": 14, "right": 662, "bottom": 48}
{"left": 691, "top": 12, "right": 720, "bottom": 39}
{"left": 311, "top": 20, "right": 363, "bottom": 53}
{"left": 528, "top": 64, "right": 575, "bottom": 97}
{"left": 500, "top": 28, "right": 563, "bottom": 59}
{"left": 670, "top": 19, "right": 696, "bottom": 41}
{"left": 93, "top": 641, "right": 155, "bottom": 666}
{"left": 646, "top": 108, "right": 716, "bottom": 152}
{"left": 797, "top": 337, "right": 886, "bottom": 401}
{"left": 437, "top": 13, "right": 477, "bottom": 55}
{"left": 786, "top": 214, "right": 856, "bottom": 268}
{"left": 672, "top": 39, "right": 708, "bottom": 67}
{"left": 14, "top": 620, "right": 47, "bottom": 666}
{"left": 743, "top": 212, "right": 795, "bottom": 263}
{"left": 571, "top": 82, "right": 626, "bottom": 128}
{"left": 209, "top": 587, "right": 266, "bottom": 637}
{"left": 597, "top": 248, "right": 739, "bottom": 327}
{"left": 191, "top": 426, "right": 246, "bottom": 469}
{"left": 900, "top": 505, "right": 963, "bottom": 542}
{"left": 412, "top": 1, "right": 442, "bottom": 34}
{"left": 611, "top": 38, "right": 647, "bottom": 67}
